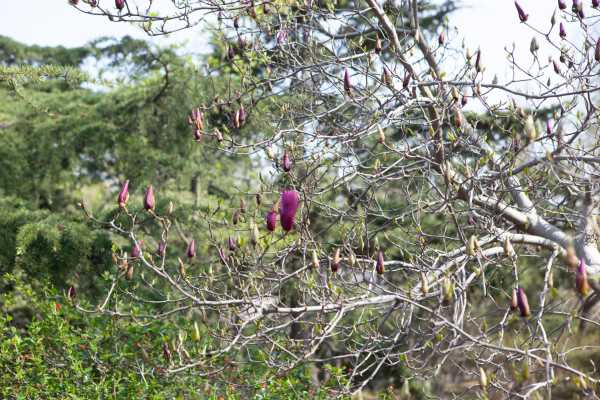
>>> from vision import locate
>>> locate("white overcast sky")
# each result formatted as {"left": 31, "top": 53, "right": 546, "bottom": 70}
{"left": 0, "top": 1, "right": 564, "bottom": 84}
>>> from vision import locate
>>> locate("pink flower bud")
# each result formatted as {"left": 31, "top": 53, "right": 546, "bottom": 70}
{"left": 553, "top": 59, "right": 561, "bottom": 74}
{"left": 237, "top": 104, "right": 247, "bottom": 127}
{"left": 276, "top": 29, "right": 288, "bottom": 46}
{"left": 343, "top": 68, "right": 352, "bottom": 95}
{"left": 517, "top": 287, "right": 530, "bottom": 317}
{"left": 514, "top": 2, "right": 528, "bottom": 23}
{"left": 280, "top": 190, "right": 300, "bottom": 232}
{"left": 595, "top": 37, "right": 600, "bottom": 62}
{"left": 115, "top": 0, "right": 125, "bottom": 10}
{"left": 227, "top": 236, "right": 236, "bottom": 251}
{"left": 132, "top": 241, "right": 143, "bottom": 258}
{"left": 559, "top": 0, "right": 567, "bottom": 10}
{"left": 546, "top": 120, "right": 553, "bottom": 136}
{"left": 156, "top": 240, "right": 166, "bottom": 257}
{"left": 186, "top": 239, "right": 196, "bottom": 259}
{"left": 163, "top": 342, "right": 171, "bottom": 362}
{"left": 143, "top": 185, "right": 155, "bottom": 211}
{"left": 266, "top": 208, "right": 278, "bottom": 232}
{"left": 594, "top": 0, "right": 599, "bottom": 9}
{"left": 117, "top": 180, "right": 129, "bottom": 208}
{"left": 282, "top": 150, "right": 292, "bottom": 172}
{"left": 576, "top": 259, "right": 590, "bottom": 296}
{"left": 559, "top": 22, "right": 567, "bottom": 39}
{"left": 376, "top": 250, "right": 385, "bottom": 275}
{"left": 218, "top": 247, "right": 228, "bottom": 264}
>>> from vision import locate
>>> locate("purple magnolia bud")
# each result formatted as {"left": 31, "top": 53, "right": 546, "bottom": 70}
{"left": 117, "top": 180, "right": 129, "bottom": 208}
{"left": 559, "top": 0, "right": 567, "bottom": 9}
{"left": 238, "top": 105, "right": 247, "bottom": 125}
{"left": 282, "top": 150, "right": 292, "bottom": 172}
{"left": 115, "top": 0, "right": 125, "bottom": 10}
{"left": 218, "top": 247, "right": 228, "bottom": 264}
{"left": 227, "top": 236, "right": 236, "bottom": 251}
{"left": 546, "top": 120, "right": 553, "bottom": 136}
{"left": 515, "top": 2, "right": 528, "bottom": 22}
{"left": 595, "top": 37, "right": 600, "bottom": 62}
{"left": 343, "top": 68, "right": 352, "bottom": 96}
{"left": 594, "top": 0, "right": 599, "bottom": 9}
{"left": 376, "top": 250, "right": 385, "bottom": 275}
{"left": 276, "top": 29, "right": 288, "bottom": 46}
{"left": 553, "top": 59, "right": 561, "bottom": 74}
{"left": 402, "top": 70, "right": 411, "bottom": 89}
{"left": 143, "top": 185, "right": 155, "bottom": 211}
{"left": 186, "top": 239, "right": 196, "bottom": 259}
{"left": 517, "top": 287, "right": 531, "bottom": 317}
{"left": 280, "top": 190, "right": 300, "bottom": 232}
{"left": 89, "top": 0, "right": 97, "bottom": 7}
{"left": 156, "top": 240, "right": 166, "bottom": 257}
{"left": 576, "top": 259, "right": 591, "bottom": 296}
{"left": 163, "top": 342, "right": 171, "bottom": 362}
{"left": 132, "top": 241, "right": 143, "bottom": 258}
{"left": 559, "top": 22, "right": 567, "bottom": 39}
{"left": 572, "top": 0, "right": 580, "bottom": 12}
{"left": 68, "top": 286, "right": 76, "bottom": 300}
{"left": 69, "top": 0, "right": 79, "bottom": 5}
{"left": 266, "top": 208, "right": 278, "bottom": 232}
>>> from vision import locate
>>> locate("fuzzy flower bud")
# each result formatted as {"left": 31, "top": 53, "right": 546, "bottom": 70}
{"left": 559, "top": 22, "right": 567, "bottom": 39}
{"left": 376, "top": 250, "right": 385, "bottom": 275}
{"left": 156, "top": 240, "right": 166, "bottom": 257}
{"left": 517, "top": 287, "right": 531, "bottom": 317}
{"left": 282, "top": 150, "right": 292, "bottom": 172}
{"left": 331, "top": 248, "right": 341, "bottom": 273}
{"left": 576, "top": 258, "right": 590, "bottom": 296}
{"left": 595, "top": 38, "right": 600, "bottom": 62}
{"left": 132, "top": 240, "right": 143, "bottom": 258}
{"left": 186, "top": 239, "right": 196, "bottom": 259}
{"left": 311, "top": 249, "right": 320, "bottom": 269}
{"left": 514, "top": 2, "right": 528, "bottom": 22}
{"left": 558, "top": 0, "right": 567, "bottom": 10}
{"left": 343, "top": 68, "right": 352, "bottom": 96}
{"left": 510, "top": 288, "right": 518, "bottom": 310}
{"left": 375, "top": 34, "right": 382, "bottom": 54}
{"left": 143, "top": 185, "right": 155, "bottom": 211}
{"left": 218, "top": 247, "right": 228, "bottom": 265}
{"left": 227, "top": 236, "right": 236, "bottom": 251}
{"left": 280, "top": 190, "right": 300, "bottom": 232}
{"left": 117, "top": 180, "right": 129, "bottom": 208}
{"left": 266, "top": 208, "right": 278, "bottom": 232}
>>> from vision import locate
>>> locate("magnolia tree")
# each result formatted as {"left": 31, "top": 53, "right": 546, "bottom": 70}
{"left": 71, "top": 0, "right": 600, "bottom": 397}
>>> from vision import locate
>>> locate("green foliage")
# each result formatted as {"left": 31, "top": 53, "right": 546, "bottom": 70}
{"left": 0, "top": 275, "right": 345, "bottom": 399}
